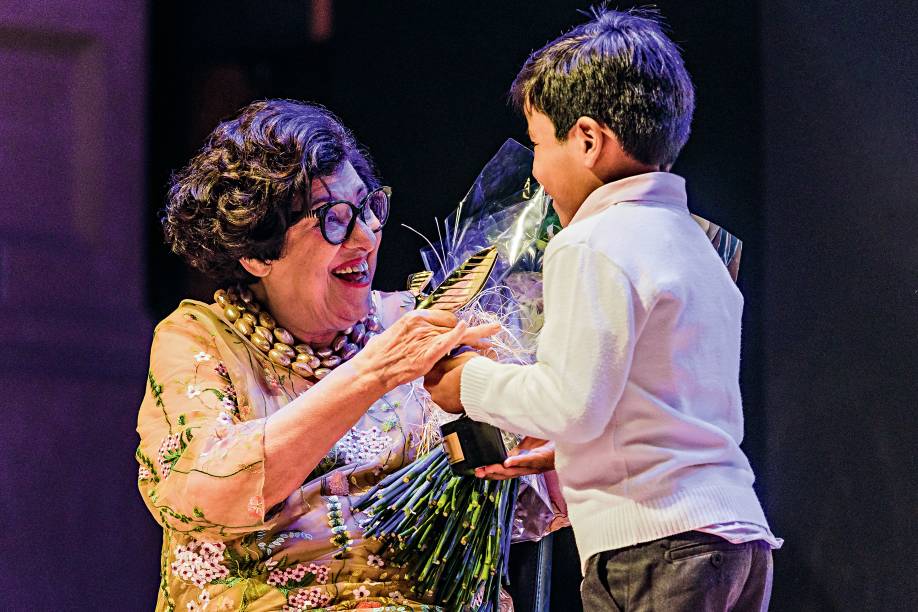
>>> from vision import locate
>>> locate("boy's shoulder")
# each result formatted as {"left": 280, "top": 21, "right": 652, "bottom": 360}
{"left": 550, "top": 202, "right": 680, "bottom": 255}
{"left": 546, "top": 202, "right": 730, "bottom": 294}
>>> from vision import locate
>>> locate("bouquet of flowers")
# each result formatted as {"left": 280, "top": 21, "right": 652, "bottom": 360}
{"left": 356, "top": 140, "right": 554, "bottom": 611}
{"left": 419, "top": 139, "right": 560, "bottom": 347}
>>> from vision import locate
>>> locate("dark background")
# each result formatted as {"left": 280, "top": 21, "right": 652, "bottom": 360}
{"left": 1, "top": 0, "right": 915, "bottom": 609}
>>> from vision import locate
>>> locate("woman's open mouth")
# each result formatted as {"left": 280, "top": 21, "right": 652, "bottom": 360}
{"left": 331, "top": 258, "right": 371, "bottom": 287}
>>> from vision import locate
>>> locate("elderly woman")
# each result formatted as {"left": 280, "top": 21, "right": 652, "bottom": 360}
{"left": 136, "top": 99, "right": 497, "bottom": 611}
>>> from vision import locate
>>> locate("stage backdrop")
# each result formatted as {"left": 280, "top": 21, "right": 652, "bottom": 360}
{"left": 0, "top": 0, "right": 159, "bottom": 607}
{"left": 761, "top": 1, "right": 918, "bottom": 609}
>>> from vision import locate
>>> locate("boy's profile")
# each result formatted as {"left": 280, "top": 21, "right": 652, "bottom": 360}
{"left": 425, "top": 7, "right": 780, "bottom": 611}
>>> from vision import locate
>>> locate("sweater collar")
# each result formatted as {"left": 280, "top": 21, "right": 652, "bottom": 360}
{"left": 569, "top": 172, "right": 688, "bottom": 225}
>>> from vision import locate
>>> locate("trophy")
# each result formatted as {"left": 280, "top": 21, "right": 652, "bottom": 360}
{"left": 409, "top": 246, "right": 508, "bottom": 475}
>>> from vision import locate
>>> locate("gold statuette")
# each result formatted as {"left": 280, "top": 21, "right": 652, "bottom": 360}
{"left": 413, "top": 246, "right": 497, "bottom": 312}
{"left": 406, "top": 270, "right": 433, "bottom": 297}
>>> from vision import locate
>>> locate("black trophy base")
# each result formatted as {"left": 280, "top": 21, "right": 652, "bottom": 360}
{"left": 439, "top": 414, "right": 507, "bottom": 476}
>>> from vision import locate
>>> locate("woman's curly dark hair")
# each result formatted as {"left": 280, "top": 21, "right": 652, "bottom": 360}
{"left": 162, "top": 99, "right": 379, "bottom": 285}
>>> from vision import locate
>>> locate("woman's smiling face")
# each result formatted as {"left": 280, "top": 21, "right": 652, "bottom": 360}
{"left": 256, "top": 161, "right": 381, "bottom": 342}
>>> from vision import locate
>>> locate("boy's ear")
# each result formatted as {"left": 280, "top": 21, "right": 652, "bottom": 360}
{"left": 573, "top": 116, "right": 605, "bottom": 168}
{"left": 239, "top": 257, "right": 272, "bottom": 278}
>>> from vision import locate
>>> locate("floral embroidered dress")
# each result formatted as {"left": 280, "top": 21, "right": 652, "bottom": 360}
{"left": 137, "top": 291, "right": 440, "bottom": 612}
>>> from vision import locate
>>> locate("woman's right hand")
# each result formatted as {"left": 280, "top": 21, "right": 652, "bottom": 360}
{"left": 354, "top": 309, "right": 500, "bottom": 390}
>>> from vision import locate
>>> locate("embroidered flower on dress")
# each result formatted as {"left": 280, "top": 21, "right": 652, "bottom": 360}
{"left": 367, "top": 554, "right": 385, "bottom": 568}
{"left": 307, "top": 563, "right": 330, "bottom": 585}
{"left": 138, "top": 465, "right": 153, "bottom": 481}
{"left": 267, "top": 562, "right": 312, "bottom": 587}
{"left": 215, "top": 362, "right": 229, "bottom": 378}
{"left": 186, "top": 383, "right": 203, "bottom": 399}
{"left": 333, "top": 426, "right": 394, "bottom": 465}
{"left": 388, "top": 591, "right": 406, "bottom": 603}
{"left": 326, "top": 497, "right": 353, "bottom": 557}
{"left": 381, "top": 417, "right": 399, "bottom": 432}
{"left": 285, "top": 587, "right": 331, "bottom": 611}
{"left": 222, "top": 384, "right": 237, "bottom": 402}
{"left": 213, "top": 596, "right": 234, "bottom": 611}
{"left": 247, "top": 495, "right": 265, "bottom": 518}
{"left": 171, "top": 540, "right": 229, "bottom": 589}
{"left": 353, "top": 585, "right": 371, "bottom": 599}
{"left": 157, "top": 433, "right": 182, "bottom": 478}
{"left": 194, "top": 352, "right": 212, "bottom": 362}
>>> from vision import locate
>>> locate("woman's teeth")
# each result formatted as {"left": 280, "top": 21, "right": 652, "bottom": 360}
{"left": 332, "top": 261, "right": 370, "bottom": 283}
{"left": 333, "top": 261, "right": 369, "bottom": 275}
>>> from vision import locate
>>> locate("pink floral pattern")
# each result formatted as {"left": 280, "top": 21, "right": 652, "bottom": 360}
{"left": 247, "top": 495, "right": 265, "bottom": 518}
{"left": 352, "top": 585, "right": 371, "bottom": 599}
{"left": 307, "top": 563, "right": 330, "bottom": 585}
{"left": 156, "top": 432, "right": 182, "bottom": 478}
{"left": 267, "top": 562, "right": 310, "bottom": 587}
{"left": 170, "top": 541, "right": 229, "bottom": 589}
{"left": 284, "top": 587, "right": 331, "bottom": 611}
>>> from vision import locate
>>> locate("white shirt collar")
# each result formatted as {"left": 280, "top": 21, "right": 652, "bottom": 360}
{"left": 569, "top": 172, "right": 688, "bottom": 225}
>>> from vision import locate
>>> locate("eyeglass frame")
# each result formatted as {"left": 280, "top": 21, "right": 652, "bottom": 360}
{"left": 291, "top": 185, "right": 392, "bottom": 246}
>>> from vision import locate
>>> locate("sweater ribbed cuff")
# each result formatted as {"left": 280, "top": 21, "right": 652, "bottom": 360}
{"left": 459, "top": 356, "right": 496, "bottom": 424}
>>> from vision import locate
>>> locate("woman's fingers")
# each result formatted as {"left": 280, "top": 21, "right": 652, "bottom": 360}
{"left": 411, "top": 308, "right": 458, "bottom": 327}
{"left": 367, "top": 311, "right": 502, "bottom": 386}
{"left": 429, "top": 320, "right": 501, "bottom": 360}
{"left": 460, "top": 322, "right": 501, "bottom": 343}
{"left": 429, "top": 319, "right": 469, "bottom": 356}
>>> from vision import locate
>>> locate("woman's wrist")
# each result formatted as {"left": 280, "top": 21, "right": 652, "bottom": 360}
{"left": 341, "top": 353, "right": 392, "bottom": 397}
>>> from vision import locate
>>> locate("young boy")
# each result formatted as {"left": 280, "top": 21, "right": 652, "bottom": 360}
{"left": 424, "top": 8, "right": 780, "bottom": 611}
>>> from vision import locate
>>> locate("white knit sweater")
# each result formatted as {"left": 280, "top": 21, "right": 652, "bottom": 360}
{"left": 460, "top": 172, "right": 772, "bottom": 569}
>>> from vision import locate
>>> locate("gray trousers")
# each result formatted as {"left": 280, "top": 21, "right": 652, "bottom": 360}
{"left": 581, "top": 531, "right": 773, "bottom": 611}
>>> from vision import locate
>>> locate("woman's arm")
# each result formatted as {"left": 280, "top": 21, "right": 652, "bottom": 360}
{"left": 174, "top": 309, "right": 499, "bottom": 524}
{"left": 257, "top": 309, "right": 497, "bottom": 507}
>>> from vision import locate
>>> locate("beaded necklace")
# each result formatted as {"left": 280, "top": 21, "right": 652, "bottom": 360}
{"left": 214, "top": 285, "right": 381, "bottom": 382}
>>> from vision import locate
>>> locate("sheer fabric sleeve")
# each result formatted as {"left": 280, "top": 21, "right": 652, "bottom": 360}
{"left": 136, "top": 311, "right": 278, "bottom": 540}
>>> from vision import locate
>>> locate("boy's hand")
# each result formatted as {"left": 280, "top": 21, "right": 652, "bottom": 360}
{"left": 423, "top": 352, "right": 479, "bottom": 413}
{"left": 474, "top": 437, "right": 556, "bottom": 480}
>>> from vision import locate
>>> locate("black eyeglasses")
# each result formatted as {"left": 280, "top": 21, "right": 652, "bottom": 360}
{"left": 295, "top": 186, "right": 391, "bottom": 245}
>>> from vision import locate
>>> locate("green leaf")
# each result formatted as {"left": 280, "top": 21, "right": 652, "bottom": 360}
{"left": 178, "top": 414, "right": 186, "bottom": 426}
{"left": 242, "top": 579, "right": 273, "bottom": 609}
{"left": 288, "top": 573, "right": 316, "bottom": 589}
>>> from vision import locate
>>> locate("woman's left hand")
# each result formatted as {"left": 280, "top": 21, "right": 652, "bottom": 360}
{"left": 355, "top": 309, "right": 499, "bottom": 392}
{"left": 473, "top": 436, "right": 556, "bottom": 480}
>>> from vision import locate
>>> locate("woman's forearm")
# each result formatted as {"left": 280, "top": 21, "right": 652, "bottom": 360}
{"left": 185, "top": 359, "right": 389, "bottom": 514}
{"left": 260, "top": 359, "right": 389, "bottom": 506}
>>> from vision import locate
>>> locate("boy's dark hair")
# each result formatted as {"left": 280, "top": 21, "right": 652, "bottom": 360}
{"left": 510, "top": 6, "right": 694, "bottom": 166}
